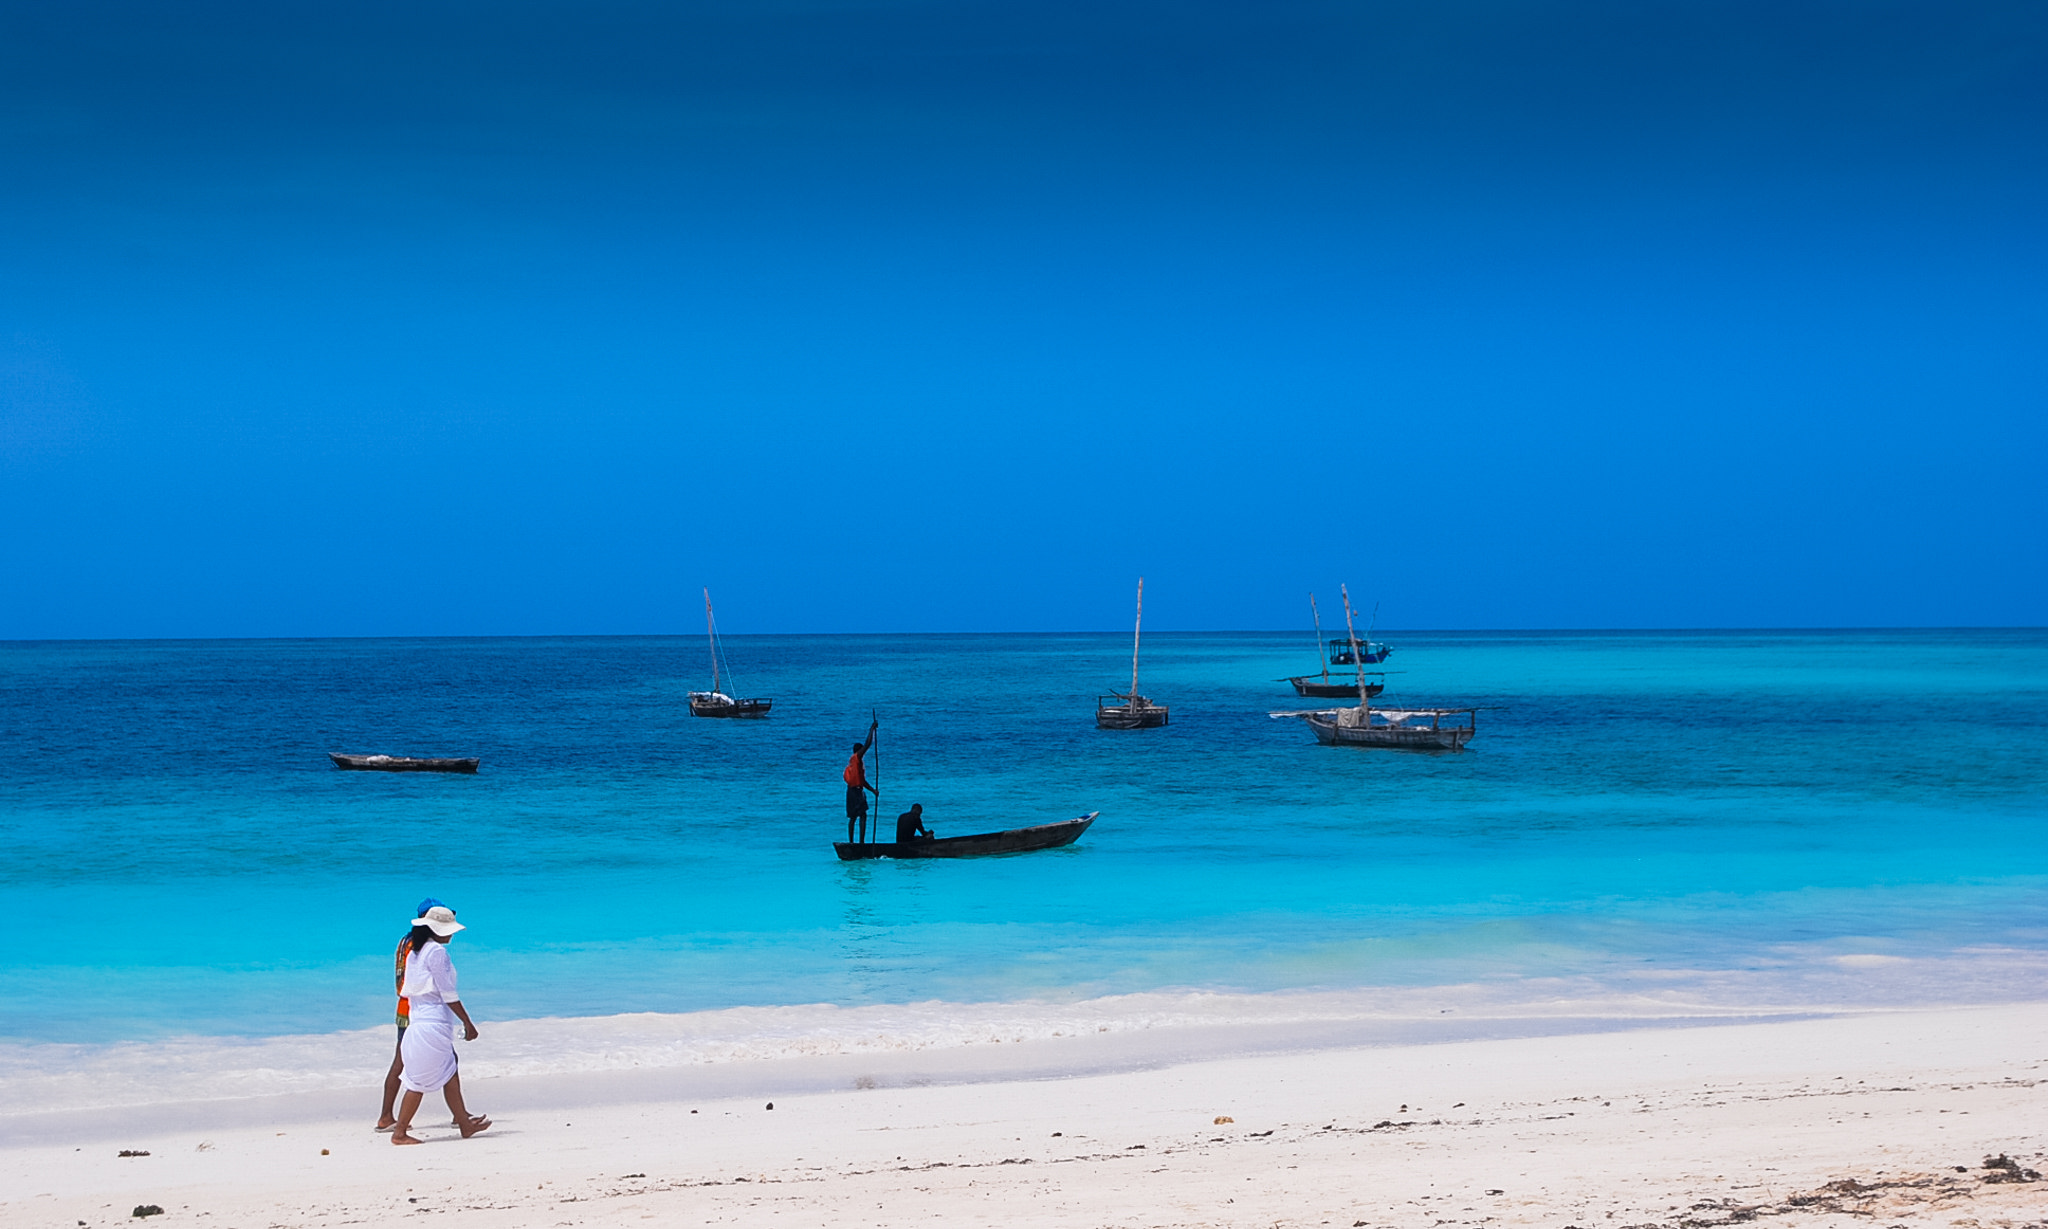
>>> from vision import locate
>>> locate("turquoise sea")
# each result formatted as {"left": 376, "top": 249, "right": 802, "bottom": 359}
{"left": 1, "top": 630, "right": 2044, "bottom": 1103}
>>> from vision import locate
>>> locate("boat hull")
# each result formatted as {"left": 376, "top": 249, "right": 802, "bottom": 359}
{"left": 1096, "top": 704, "right": 1168, "bottom": 729}
{"left": 835, "top": 813, "right": 1097, "bottom": 860}
{"left": 1288, "top": 677, "right": 1385, "bottom": 699}
{"left": 1303, "top": 714, "right": 1472, "bottom": 751}
{"left": 329, "top": 753, "right": 480, "bottom": 773}
{"left": 689, "top": 693, "right": 772, "bottom": 718}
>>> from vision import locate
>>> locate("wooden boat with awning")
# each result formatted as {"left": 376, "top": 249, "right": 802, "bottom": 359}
{"left": 1097, "top": 578, "right": 1169, "bottom": 729}
{"left": 1277, "top": 705, "right": 1477, "bottom": 751}
{"left": 330, "top": 753, "right": 480, "bottom": 773}
{"left": 1271, "top": 585, "right": 1477, "bottom": 752}
{"left": 835, "top": 812, "right": 1098, "bottom": 860}
{"left": 1283, "top": 593, "right": 1390, "bottom": 698}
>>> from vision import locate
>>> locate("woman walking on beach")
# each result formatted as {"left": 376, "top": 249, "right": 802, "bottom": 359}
{"left": 391, "top": 905, "right": 491, "bottom": 1145}
{"left": 375, "top": 896, "right": 445, "bottom": 1131}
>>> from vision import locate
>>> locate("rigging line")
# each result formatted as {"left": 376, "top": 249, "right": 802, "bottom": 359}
{"left": 708, "top": 604, "right": 741, "bottom": 695}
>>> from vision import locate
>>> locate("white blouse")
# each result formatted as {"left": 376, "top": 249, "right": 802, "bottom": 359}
{"left": 402, "top": 941, "right": 461, "bottom": 1007}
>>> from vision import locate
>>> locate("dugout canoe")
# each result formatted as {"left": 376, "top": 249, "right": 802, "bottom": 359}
{"left": 834, "top": 812, "right": 1097, "bottom": 861}
{"left": 329, "top": 753, "right": 481, "bottom": 773}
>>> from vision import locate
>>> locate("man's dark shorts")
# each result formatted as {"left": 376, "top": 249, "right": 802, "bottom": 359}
{"left": 846, "top": 784, "right": 868, "bottom": 819}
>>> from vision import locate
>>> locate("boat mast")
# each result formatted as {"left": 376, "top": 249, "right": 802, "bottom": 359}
{"left": 1130, "top": 577, "right": 1144, "bottom": 703}
{"left": 1311, "top": 592, "right": 1328, "bottom": 684}
{"left": 703, "top": 587, "right": 719, "bottom": 695}
{"left": 1340, "top": 584, "right": 1369, "bottom": 717}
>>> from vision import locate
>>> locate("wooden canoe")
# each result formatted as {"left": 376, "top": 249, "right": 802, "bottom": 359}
{"left": 329, "top": 753, "right": 480, "bottom": 773}
{"left": 835, "top": 812, "right": 1097, "bottom": 861}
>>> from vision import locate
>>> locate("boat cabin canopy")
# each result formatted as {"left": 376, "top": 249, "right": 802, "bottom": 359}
{"left": 1328, "top": 639, "right": 1391, "bottom": 665}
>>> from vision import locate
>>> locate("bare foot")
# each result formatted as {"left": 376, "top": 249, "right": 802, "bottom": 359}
{"left": 391, "top": 1131, "right": 423, "bottom": 1146}
{"left": 458, "top": 1115, "right": 492, "bottom": 1139}
{"left": 375, "top": 1118, "right": 397, "bottom": 1132}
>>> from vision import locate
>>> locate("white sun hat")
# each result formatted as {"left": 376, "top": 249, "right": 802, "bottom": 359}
{"left": 413, "top": 905, "right": 465, "bottom": 936}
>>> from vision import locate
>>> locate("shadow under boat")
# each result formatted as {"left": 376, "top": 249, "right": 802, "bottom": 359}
{"left": 834, "top": 812, "right": 1098, "bottom": 861}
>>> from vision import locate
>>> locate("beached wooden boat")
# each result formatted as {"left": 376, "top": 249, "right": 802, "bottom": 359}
{"left": 835, "top": 812, "right": 1097, "bottom": 860}
{"left": 329, "top": 753, "right": 480, "bottom": 773}
{"left": 690, "top": 588, "right": 771, "bottom": 719}
{"left": 1097, "top": 578, "right": 1168, "bottom": 729}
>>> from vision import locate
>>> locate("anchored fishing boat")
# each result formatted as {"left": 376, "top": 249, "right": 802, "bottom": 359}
{"left": 1097, "top": 577, "right": 1169, "bottom": 729}
{"left": 835, "top": 812, "right": 1098, "bottom": 860}
{"left": 1282, "top": 705, "right": 1477, "bottom": 751}
{"left": 329, "top": 753, "right": 480, "bottom": 773}
{"left": 1272, "top": 585, "right": 1476, "bottom": 751}
{"left": 1285, "top": 592, "right": 1387, "bottom": 699}
{"left": 688, "top": 588, "right": 772, "bottom": 718}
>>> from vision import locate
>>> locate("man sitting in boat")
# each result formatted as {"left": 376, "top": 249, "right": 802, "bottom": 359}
{"left": 895, "top": 803, "right": 934, "bottom": 845}
{"left": 844, "top": 719, "right": 878, "bottom": 843}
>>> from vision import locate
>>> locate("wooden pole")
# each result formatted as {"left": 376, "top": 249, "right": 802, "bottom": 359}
{"left": 871, "top": 708, "right": 879, "bottom": 845}
{"left": 1340, "top": 584, "right": 1369, "bottom": 720}
{"left": 1311, "top": 592, "right": 1328, "bottom": 684}
{"left": 1130, "top": 577, "right": 1144, "bottom": 703}
{"left": 703, "top": 588, "right": 718, "bottom": 695}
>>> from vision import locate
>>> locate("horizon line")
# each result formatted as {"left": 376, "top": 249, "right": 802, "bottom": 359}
{"left": 4, "top": 625, "right": 2043, "bottom": 646}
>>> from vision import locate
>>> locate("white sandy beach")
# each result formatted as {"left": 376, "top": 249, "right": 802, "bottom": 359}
{"left": 2, "top": 1003, "right": 2043, "bottom": 1228}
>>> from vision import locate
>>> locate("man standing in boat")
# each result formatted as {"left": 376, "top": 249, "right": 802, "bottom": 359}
{"left": 844, "top": 718, "right": 878, "bottom": 843}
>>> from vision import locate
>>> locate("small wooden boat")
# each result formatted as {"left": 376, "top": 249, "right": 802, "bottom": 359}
{"left": 330, "top": 753, "right": 480, "bottom": 773}
{"left": 835, "top": 812, "right": 1097, "bottom": 860}
{"left": 1284, "top": 592, "right": 1386, "bottom": 698}
{"left": 1287, "top": 706, "right": 1476, "bottom": 751}
{"left": 1288, "top": 676, "right": 1385, "bottom": 699}
{"left": 690, "top": 588, "right": 771, "bottom": 719}
{"left": 1271, "top": 585, "right": 1477, "bottom": 751}
{"left": 1097, "top": 577, "right": 1168, "bottom": 729}
{"left": 688, "top": 692, "right": 772, "bottom": 718}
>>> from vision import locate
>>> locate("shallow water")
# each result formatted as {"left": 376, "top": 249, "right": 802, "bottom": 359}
{"left": 1, "top": 630, "right": 2043, "bottom": 1066}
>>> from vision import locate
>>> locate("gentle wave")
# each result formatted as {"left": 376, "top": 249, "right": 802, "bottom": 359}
{"left": 7, "top": 946, "right": 2044, "bottom": 1114}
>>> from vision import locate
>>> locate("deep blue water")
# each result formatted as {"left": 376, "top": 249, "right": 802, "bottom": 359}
{"left": 1, "top": 630, "right": 2043, "bottom": 1045}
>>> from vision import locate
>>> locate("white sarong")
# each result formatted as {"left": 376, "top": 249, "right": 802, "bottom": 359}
{"left": 397, "top": 942, "right": 462, "bottom": 1094}
{"left": 399, "top": 1002, "right": 459, "bottom": 1093}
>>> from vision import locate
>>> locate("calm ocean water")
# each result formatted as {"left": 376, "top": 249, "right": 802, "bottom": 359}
{"left": 1, "top": 630, "right": 2044, "bottom": 1086}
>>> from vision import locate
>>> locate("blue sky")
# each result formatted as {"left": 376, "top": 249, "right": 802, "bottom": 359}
{"left": 2, "top": 1, "right": 2042, "bottom": 636}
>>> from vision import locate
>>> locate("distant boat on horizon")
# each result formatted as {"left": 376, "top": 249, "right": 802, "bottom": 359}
{"left": 1096, "top": 577, "right": 1169, "bottom": 729}
{"left": 688, "top": 588, "right": 772, "bottom": 718}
